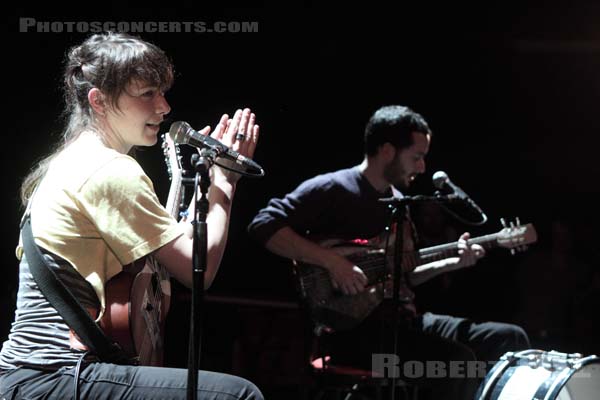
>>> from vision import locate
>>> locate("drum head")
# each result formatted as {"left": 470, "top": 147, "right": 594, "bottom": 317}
{"left": 555, "top": 361, "right": 600, "bottom": 399}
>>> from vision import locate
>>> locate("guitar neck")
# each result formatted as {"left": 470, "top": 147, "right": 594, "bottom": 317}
{"left": 165, "top": 173, "right": 182, "bottom": 219}
{"left": 357, "top": 233, "right": 503, "bottom": 274}
{"left": 314, "top": 223, "right": 535, "bottom": 279}
{"left": 416, "top": 233, "right": 501, "bottom": 263}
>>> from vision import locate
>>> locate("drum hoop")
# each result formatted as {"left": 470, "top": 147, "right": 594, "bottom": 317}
{"left": 476, "top": 358, "right": 511, "bottom": 400}
{"left": 545, "top": 355, "right": 600, "bottom": 399}
{"left": 514, "top": 349, "right": 545, "bottom": 359}
{"left": 573, "top": 354, "right": 600, "bottom": 368}
{"left": 544, "top": 367, "right": 573, "bottom": 400}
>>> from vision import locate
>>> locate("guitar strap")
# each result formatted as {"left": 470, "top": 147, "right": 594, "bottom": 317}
{"left": 20, "top": 214, "right": 134, "bottom": 365}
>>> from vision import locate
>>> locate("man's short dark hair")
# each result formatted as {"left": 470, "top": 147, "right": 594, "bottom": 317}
{"left": 364, "top": 105, "right": 432, "bottom": 156}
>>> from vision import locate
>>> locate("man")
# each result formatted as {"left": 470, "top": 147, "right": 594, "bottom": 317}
{"left": 248, "top": 105, "right": 529, "bottom": 399}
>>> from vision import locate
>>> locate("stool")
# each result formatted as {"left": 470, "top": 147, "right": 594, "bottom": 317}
{"left": 310, "top": 356, "right": 419, "bottom": 400}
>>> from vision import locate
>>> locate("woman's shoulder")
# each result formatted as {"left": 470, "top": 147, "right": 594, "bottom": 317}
{"left": 48, "top": 136, "right": 145, "bottom": 193}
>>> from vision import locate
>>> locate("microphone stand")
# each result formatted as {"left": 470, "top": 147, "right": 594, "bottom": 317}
{"left": 381, "top": 194, "right": 457, "bottom": 399}
{"left": 186, "top": 148, "right": 216, "bottom": 400}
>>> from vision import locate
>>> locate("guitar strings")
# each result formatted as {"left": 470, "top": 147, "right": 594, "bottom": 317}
{"left": 141, "top": 275, "right": 162, "bottom": 362}
{"left": 300, "top": 231, "right": 523, "bottom": 288}
{"left": 136, "top": 266, "right": 165, "bottom": 363}
{"left": 299, "top": 252, "right": 421, "bottom": 288}
{"left": 299, "top": 248, "right": 459, "bottom": 288}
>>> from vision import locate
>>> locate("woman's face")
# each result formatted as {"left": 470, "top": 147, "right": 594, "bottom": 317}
{"left": 104, "top": 79, "right": 171, "bottom": 151}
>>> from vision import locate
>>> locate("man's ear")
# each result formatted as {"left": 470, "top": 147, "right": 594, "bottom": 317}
{"left": 88, "top": 88, "right": 106, "bottom": 116}
{"left": 380, "top": 142, "right": 397, "bottom": 162}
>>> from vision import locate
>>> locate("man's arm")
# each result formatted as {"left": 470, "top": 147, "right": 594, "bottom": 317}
{"left": 265, "top": 226, "right": 368, "bottom": 295}
{"left": 409, "top": 232, "right": 485, "bottom": 286}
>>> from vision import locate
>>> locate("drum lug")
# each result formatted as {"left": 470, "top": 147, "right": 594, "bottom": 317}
{"left": 541, "top": 350, "right": 583, "bottom": 370}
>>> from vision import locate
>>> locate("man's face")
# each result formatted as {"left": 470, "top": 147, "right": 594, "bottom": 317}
{"left": 383, "top": 132, "right": 430, "bottom": 189}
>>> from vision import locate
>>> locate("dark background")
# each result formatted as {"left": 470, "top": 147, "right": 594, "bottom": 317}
{"left": 4, "top": 3, "right": 600, "bottom": 397}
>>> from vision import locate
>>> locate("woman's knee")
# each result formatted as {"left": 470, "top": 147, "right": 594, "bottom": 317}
{"left": 200, "top": 372, "right": 264, "bottom": 400}
{"left": 235, "top": 377, "right": 264, "bottom": 400}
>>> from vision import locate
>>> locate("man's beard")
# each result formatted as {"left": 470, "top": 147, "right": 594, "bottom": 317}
{"left": 383, "top": 158, "right": 409, "bottom": 190}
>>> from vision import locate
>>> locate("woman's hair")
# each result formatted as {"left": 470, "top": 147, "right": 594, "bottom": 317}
{"left": 20, "top": 32, "right": 174, "bottom": 206}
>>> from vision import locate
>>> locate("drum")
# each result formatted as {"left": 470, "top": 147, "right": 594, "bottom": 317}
{"left": 476, "top": 349, "right": 600, "bottom": 400}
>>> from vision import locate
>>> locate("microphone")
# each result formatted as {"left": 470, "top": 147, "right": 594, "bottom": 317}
{"left": 169, "top": 121, "right": 264, "bottom": 176}
{"left": 432, "top": 171, "right": 485, "bottom": 217}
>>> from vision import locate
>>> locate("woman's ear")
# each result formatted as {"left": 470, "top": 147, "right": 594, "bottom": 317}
{"left": 88, "top": 88, "right": 106, "bottom": 116}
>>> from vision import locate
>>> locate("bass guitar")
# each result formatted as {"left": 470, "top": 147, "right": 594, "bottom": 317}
{"left": 293, "top": 221, "right": 538, "bottom": 332}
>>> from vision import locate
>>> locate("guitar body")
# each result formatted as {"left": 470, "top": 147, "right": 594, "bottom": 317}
{"left": 100, "top": 134, "right": 182, "bottom": 366}
{"left": 101, "top": 257, "right": 171, "bottom": 366}
{"left": 296, "top": 266, "right": 384, "bottom": 333}
{"left": 294, "top": 238, "right": 390, "bottom": 332}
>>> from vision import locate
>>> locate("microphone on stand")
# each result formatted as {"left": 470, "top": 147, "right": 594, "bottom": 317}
{"left": 432, "top": 170, "right": 488, "bottom": 224}
{"left": 169, "top": 121, "right": 264, "bottom": 177}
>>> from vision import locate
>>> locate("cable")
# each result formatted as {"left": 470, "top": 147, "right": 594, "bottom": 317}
{"left": 73, "top": 351, "right": 89, "bottom": 400}
{"left": 439, "top": 202, "right": 488, "bottom": 226}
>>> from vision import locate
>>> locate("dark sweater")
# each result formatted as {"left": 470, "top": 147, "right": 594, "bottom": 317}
{"left": 248, "top": 166, "right": 399, "bottom": 243}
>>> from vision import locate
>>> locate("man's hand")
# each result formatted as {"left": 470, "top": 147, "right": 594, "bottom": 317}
{"left": 324, "top": 253, "right": 368, "bottom": 295}
{"left": 455, "top": 232, "right": 485, "bottom": 268}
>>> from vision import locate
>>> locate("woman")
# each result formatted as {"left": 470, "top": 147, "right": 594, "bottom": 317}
{"left": 0, "top": 32, "right": 263, "bottom": 399}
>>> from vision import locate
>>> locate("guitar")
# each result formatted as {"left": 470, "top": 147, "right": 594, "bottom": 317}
{"left": 100, "top": 133, "right": 184, "bottom": 366}
{"left": 293, "top": 222, "right": 538, "bottom": 332}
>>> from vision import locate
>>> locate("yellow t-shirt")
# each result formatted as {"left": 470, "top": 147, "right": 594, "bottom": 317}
{"left": 18, "top": 134, "right": 184, "bottom": 319}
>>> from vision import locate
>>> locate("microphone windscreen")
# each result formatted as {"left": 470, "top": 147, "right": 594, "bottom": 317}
{"left": 432, "top": 170, "right": 449, "bottom": 189}
{"left": 169, "top": 121, "right": 191, "bottom": 144}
